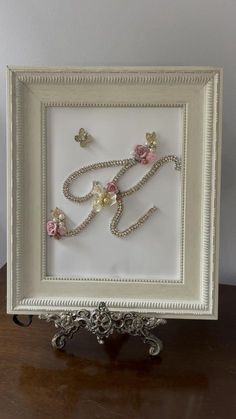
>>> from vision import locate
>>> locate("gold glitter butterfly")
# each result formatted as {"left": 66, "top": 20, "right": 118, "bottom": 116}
{"left": 146, "top": 132, "right": 157, "bottom": 149}
{"left": 74, "top": 128, "right": 91, "bottom": 147}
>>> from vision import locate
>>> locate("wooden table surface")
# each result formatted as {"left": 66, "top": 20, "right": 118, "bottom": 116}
{"left": 0, "top": 264, "right": 236, "bottom": 419}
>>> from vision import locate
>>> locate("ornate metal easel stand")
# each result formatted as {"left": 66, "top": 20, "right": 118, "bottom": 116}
{"left": 39, "top": 302, "right": 166, "bottom": 356}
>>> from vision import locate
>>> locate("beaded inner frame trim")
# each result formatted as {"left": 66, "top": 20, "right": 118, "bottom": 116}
{"left": 41, "top": 102, "right": 187, "bottom": 285}
{"left": 46, "top": 132, "right": 181, "bottom": 240}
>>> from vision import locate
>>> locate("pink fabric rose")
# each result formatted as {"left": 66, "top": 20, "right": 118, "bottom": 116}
{"left": 134, "top": 144, "right": 149, "bottom": 162}
{"left": 140, "top": 157, "right": 148, "bottom": 164}
{"left": 146, "top": 151, "right": 157, "bottom": 163}
{"left": 58, "top": 224, "right": 66, "bottom": 236}
{"left": 106, "top": 181, "right": 119, "bottom": 194}
{"left": 47, "top": 221, "right": 58, "bottom": 237}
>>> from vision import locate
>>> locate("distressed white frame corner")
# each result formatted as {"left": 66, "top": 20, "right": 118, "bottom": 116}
{"left": 7, "top": 66, "right": 222, "bottom": 319}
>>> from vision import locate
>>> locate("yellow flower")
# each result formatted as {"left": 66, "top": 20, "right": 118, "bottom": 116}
{"left": 92, "top": 182, "right": 117, "bottom": 212}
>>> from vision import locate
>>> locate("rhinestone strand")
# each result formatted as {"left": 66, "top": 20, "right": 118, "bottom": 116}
{"left": 110, "top": 198, "right": 158, "bottom": 237}
{"left": 121, "top": 155, "right": 181, "bottom": 197}
{"left": 61, "top": 155, "right": 181, "bottom": 238}
{"left": 112, "top": 159, "right": 137, "bottom": 182}
{"left": 65, "top": 209, "right": 97, "bottom": 237}
{"left": 63, "top": 159, "right": 134, "bottom": 203}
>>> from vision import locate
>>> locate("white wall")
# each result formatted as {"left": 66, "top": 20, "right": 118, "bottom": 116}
{"left": 0, "top": 0, "right": 235, "bottom": 283}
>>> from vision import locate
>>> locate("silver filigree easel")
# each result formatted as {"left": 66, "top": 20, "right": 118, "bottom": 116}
{"left": 39, "top": 302, "right": 166, "bottom": 356}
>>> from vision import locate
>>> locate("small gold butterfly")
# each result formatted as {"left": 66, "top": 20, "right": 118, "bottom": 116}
{"left": 75, "top": 128, "right": 91, "bottom": 147}
{"left": 146, "top": 132, "right": 157, "bottom": 149}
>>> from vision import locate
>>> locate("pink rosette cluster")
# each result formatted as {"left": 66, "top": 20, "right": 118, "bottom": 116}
{"left": 134, "top": 144, "right": 157, "bottom": 165}
{"left": 47, "top": 220, "right": 66, "bottom": 240}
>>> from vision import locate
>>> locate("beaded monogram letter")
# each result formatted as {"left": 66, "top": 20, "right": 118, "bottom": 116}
{"left": 46, "top": 132, "right": 181, "bottom": 240}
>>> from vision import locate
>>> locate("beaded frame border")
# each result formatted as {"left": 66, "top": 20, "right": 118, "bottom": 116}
{"left": 41, "top": 102, "right": 186, "bottom": 284}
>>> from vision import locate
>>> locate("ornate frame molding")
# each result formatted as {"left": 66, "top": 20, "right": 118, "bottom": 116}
{"left": 16, "top": 69, "right": 214, "bottom": 85}
{"left": 7, "top": 67, "right": 222, "bottom": 319}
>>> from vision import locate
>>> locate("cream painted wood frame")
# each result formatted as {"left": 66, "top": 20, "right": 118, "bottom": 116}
{"left": 7, "top": 67, "right": 222, "bottom": 318}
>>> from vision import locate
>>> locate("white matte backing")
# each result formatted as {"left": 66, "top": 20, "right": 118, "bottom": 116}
{"left": 46, "top": 107, "right": 182, "bottom": 280}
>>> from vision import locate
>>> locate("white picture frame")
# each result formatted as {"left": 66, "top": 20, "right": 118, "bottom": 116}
{"left": 7, "top": 66, "right": 222, "bottom": 319}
